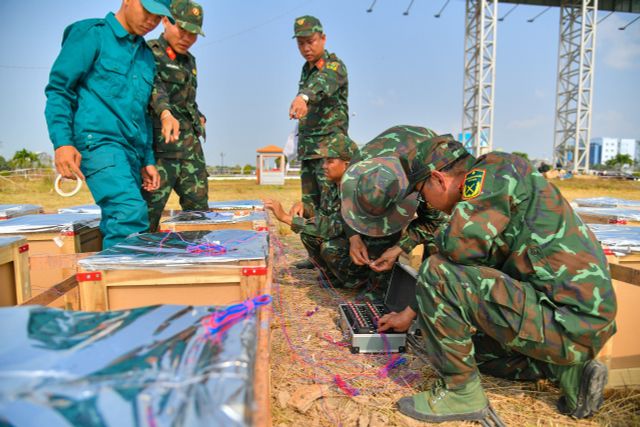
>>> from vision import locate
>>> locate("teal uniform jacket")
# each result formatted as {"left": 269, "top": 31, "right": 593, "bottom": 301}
{"left": 44, "top": 13, "right": 157, "bottom": 248}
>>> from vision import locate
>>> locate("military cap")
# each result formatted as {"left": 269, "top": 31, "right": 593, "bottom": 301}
{"left": 341, "top": 133, "right": 469, "bottom": 237}
{"left": 141, "top": 0, "right": 175, "bottom": 24}
{"left": 341, "top": 157, "right": 419, "bottom": 237}
{"left": 409, "top": 135, "right": 469, "bottom": 186}
{"left": 171, "top": 0, "right": 205, "bottom": 36}
{"left": 293, "top": 15, "right": 323, "bottom": 38}
{"left": 318, "top": 134, "right": 359, "bottom": 161}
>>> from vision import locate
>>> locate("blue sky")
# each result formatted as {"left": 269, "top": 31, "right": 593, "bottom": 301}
{"left": 0, "top": 0, "right": 638, "bottom": 167}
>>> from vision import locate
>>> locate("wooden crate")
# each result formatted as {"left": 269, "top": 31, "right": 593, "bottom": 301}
{"left": 598, "top": 257, "right": 640, "bottom": 387}
{"left": 76, "top": 230, "right": 270, "bottom": 311}
{"left": 19, "top": 255, "right": 274, "bottom": 426}
{"left": 0, "top": 215, "right": 102, "bottom": 310}
{"left": 162, "top": 211, "right": 269, "bottom": 233}
{"left": 78, "top": 261, "right": 269, "bottom": 311}
{"left": 0, "top": 236, "right": 30, "bottom": 306}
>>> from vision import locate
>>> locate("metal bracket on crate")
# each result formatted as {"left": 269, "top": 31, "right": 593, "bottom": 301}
{"left": 242, "top": 266, "right": 268, "bottom": 276}
{"left": 76, "top": 272, "right": 102, "bottom": 282}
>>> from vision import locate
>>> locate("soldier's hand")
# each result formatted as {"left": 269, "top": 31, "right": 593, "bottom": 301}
{"left": 349, "top": 234, "right": 370, "bottom": 266}
{"left": 370, "top": 246, "right": 404, "bottom": 272}
{"left": 289, "top": 96, "right": 308, "bottom": 120}
{"left": 141, "top": 165, "right": 160, "bottom": 191}
{"left": 377, "top": 306, "right": 416, "bottom": 333}
{"left": 264, "top": 199, "right": 292, "bottom": 225}
{"left": 160, "top": 110, "right": 180, "bottom": 143}
{"left": 55, "top": 146, "right": 85, "bottom": 180}
{"left": 289, "top": 201, "right": 304, "bottom": 217}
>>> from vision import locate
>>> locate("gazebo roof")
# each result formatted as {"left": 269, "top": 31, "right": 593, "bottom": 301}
{"left": 256, "top": 145, "right": 283, "bottom": 154}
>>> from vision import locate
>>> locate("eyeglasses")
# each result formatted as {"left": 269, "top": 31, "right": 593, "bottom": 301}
{"left": 416, "top": 178, "right": 427, "bottom": 204}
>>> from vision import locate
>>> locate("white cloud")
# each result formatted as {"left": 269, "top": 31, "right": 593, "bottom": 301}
{"left": 597, "top": 15, "right": 640, "bottom": 70}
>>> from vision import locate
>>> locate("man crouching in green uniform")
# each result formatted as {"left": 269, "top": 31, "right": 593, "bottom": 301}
{"left": 265, "top": 135, "right": 374, "bottom": 289}
{"left": 144, "top": 0, "right": 208, "bottom": 231}
{"left": 348, "top": 136, "right": 617, "bottom": 422}
{"left": 45, "top": 0, "right": 174, "bottom": 248}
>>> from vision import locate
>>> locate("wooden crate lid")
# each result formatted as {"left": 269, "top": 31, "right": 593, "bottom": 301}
{"left": 0, "top": 213, "right": 100, "bottom": 235}
{"left": 57, "top": 204, "right": 101, "bottom": 215}
{"left": 0, "top": 235, "right": 27, "bottom": 249}
{"left": 162, "top": 210, "right": 267, "bottom": 225}
{"left": 0, "top": 204, "right": 43, "bottom": 220}
{"left": 576, "top": 207, "right": 640, "bottom": 222}
{"left": 79, "top": 229, "right": 269, "bottom": 271}
{"left": 208, "top": 199, "right": 264, "bottom": 210}
{"left": 0, "top": 303, "right": 269, "bottom": 425}
{"left": 574, "top": 197, "right": 640, "bottom": 209}
{"left": 588, "top": 224, "right": 640, "bottom": 256}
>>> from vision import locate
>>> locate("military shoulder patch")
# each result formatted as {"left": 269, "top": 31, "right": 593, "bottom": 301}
{"left": 462, "top": 169, "right": 486, "bottom": 200}
{"left": 326, "top": 62, "right": 340, "bottom": 71}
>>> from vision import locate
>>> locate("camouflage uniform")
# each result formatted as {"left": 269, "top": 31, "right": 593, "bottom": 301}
{"left": 341, "top": 126, "right": 461, "bottom": 254}
{"left": 144, "top": 0, "right": 208, "bottom": 231}
{"left": 293, "top": 16, "right": 349, "bottom": 218}
{"left": 415, "top": 152, "right": 617, "bottom": 391}
{"left": 289, "top": 135, "right": 380, "bottom": 289}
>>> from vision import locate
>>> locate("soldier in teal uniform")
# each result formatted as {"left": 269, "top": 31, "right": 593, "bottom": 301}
{"left": 144, "top": 0, "right": 209, "bottom": 231}
{"left": 45, "top": 0, "right": 174, "bottom": 248}
{"left": 343, "top": 131, "right": 617, "bottom": 422}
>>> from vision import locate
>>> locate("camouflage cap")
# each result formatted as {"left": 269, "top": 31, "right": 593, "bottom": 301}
{"left": 293, "top": 15, "right": 323, "bottom": 38}
{"left": 341, "top": 157, "right": 419, "bottom": 237}
{"left": 171, "top": 0, "right": 205, "bottom": 36}
{"left": 410, "top": 135, "right": 469, "bottom": 186}
{"left": 318, "top": 134, "right": 359, "bottom": 161}
{"left": 141, "top": 0, "right": 175, "bottom": 24}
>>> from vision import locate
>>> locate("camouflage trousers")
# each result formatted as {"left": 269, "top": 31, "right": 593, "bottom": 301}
{"left": 300, "top": 158, "right": 332, "bottom": 218}
{"left": 416, "top": 254, "right": 597, "bottom": 389}
{"left": 143, "top": 156, "right": 209, "bottom": 232}
{"left": 300, "top": 232, "right": 400, "bottom": 297}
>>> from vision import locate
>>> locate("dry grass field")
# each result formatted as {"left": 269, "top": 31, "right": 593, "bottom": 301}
{"left": 1, "top": 174, "right": 639, "bottom": 426}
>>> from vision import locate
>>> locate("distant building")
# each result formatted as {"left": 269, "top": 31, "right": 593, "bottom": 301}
{"left": 590, "top": 137, "right": 639, "bottom": 165}
{"left": 589, "top": 140, "right": 602, "bottom": 166}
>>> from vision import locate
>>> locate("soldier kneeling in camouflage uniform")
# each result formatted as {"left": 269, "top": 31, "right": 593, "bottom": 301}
{"left": 144, "top": 0, "right": 208, "bottom": 231}
{"left": 265, "top": 135, "right": 379, "bottom": 290}
{"left": 345, "top": 133, "right": 616, "bottom": 422}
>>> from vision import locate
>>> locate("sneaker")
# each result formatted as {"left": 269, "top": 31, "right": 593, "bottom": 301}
{"left": 396, "top": 377, "right": 490, "bottom": 423}
{"left": 294, "top": 259, "right": 315, "bottom": 269}
{"left": 556, "top": 360, "right": 608, "bottom": 418}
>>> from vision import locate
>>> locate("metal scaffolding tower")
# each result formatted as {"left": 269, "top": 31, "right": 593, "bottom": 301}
{"left": 461, "top": 0, "right": 498, "bottom": 157}
{"left": 552, "top": 0, "right": 598, "bottom": 172}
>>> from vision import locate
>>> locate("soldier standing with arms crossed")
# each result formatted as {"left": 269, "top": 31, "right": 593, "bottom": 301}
{"left": 45, "top": 0, "right": 175, "bottom": 248}
{"left": 144, "top": 0, "right": 208, "bottom": 231}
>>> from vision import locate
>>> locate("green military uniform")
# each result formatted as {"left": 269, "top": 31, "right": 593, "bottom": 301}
{"left": 341, "top": 126, "right": 460, "bottom": 254}
{"left": 415, "top": 152, "right": 616, "bottom": 395}
{"left": 288, "top": 135, "right": 380, "bottom": 290}
{"left": 144, "top": 0, "right": 208, "bottom": 231}
{"left": 44, "top": 1, "right": 174, "bottom": 249}
{"left": 293, "top": 16, "right": 349, "bottom": 218}
{"left": 342, "top": 134, "right": 616, "bottom": 421}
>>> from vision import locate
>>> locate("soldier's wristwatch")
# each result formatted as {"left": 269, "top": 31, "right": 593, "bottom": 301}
{"left": 298, "top": 93, "right": 309, "bottom": 103}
